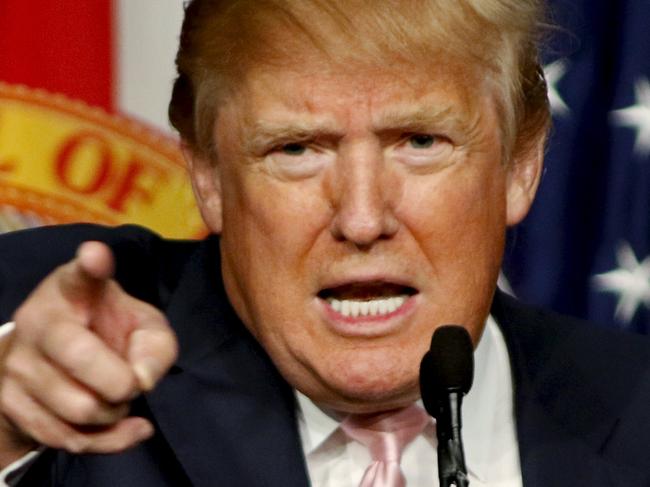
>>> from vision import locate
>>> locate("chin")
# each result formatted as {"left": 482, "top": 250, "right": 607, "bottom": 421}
{"left": 326, "top": 385, "right": 420, "bottom": 414}
{"left": 316, "top": 362, "right": 421, "bottom": 414}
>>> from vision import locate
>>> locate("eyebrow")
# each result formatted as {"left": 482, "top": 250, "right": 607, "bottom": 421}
{"left": 373, "top": 105, "right": 478, "bottom": 136}
{"left": 242, "top": 119, "right": 343, "bottom": 153}
{"left": 241, "top": 102, "right": 482, "bottom": 153}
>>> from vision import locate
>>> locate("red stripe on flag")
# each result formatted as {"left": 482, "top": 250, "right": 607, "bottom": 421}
{"left": 0, "top": 1, "right": 114, "bottom": 111}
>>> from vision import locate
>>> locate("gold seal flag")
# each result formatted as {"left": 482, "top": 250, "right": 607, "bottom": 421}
{"left": 0, "top": 82, "right": 207, "bottom": 238}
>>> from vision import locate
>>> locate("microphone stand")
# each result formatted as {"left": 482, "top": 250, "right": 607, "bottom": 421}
{"left": 419, "top": 325, "right": 474, "bottom": 487}
{"left": 434, "top": 392, "right": 469, "bottom": 487}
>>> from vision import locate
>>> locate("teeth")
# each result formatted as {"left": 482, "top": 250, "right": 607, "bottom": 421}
{"left": 327, "top": 296, "right": 408, "bottom": 318}
{"left": 359, "top": 301, "right": 370, "bottom": 316}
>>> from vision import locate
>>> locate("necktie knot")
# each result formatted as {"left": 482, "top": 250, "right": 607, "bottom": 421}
{"left": 341, "top": 404, "right": 429, "bottom": 486}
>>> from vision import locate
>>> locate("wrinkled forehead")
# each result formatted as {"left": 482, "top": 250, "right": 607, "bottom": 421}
{"left": 213, "top": 60, "right": 505, "bottom": 178}
{"left": 217, "top": 39, "right": 501, "bottom": 159}
{"left": 224, "top": 60, "right": 490, "bottom": 136}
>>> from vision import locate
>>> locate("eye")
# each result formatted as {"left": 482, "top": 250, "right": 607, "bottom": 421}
{"left": 280, "top": 142, "right": 307, "bottom": 156}
{"left": 265, "top": 140, "right": 332, "bottom": 179}
{"left": 408, "top": 134, "right": 436, "bottom": 149}
{"left": 392, "top": 132, "right": 454, "bottom": 169}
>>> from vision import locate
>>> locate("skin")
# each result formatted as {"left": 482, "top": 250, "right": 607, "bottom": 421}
{"left": 0, "top": 243, "right": 177, "bottom": 465}
{"left": 189, "top": 58, "right": 544, "bottom": 414}
{"left": 0, "top": 51, "right": 543, "bottom": 464}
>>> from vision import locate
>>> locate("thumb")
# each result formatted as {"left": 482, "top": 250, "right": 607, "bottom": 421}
{"left": 58, "top": 241, "right": 115, "bottom": 307}
{"left": 127, "top": 318, "right": 178, "bottom": 392}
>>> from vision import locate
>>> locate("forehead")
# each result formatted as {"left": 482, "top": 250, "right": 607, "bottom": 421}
{"left": 220, "top": 57, "right": 494, "bottom": 133}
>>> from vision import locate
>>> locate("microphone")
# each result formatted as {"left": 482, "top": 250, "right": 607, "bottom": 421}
{"left": 419, "top": 325, "right": 474, "bottom": 487}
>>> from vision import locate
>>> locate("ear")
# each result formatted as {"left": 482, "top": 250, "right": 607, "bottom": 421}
{"left": 183, "top": 145, "right": 223, "bottom": 233}
{"left": 505, "top": 135, "right": 545, "bottom": 226}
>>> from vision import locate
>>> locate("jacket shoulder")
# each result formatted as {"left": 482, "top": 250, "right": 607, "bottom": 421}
{"left": 493, "top": 291, "right": 650, "bottom": 476}
{"left": 493, "top": 290, "right": 650, "bottom": 381}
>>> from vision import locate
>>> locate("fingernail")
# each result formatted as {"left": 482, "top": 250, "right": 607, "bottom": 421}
{"left": 133, "top": 359, "right": 159, "bottom": 391}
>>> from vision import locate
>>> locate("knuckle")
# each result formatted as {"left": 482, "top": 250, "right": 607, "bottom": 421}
{"left": 67, "top": 394, "right": 102, "bottom": 424}
{"left": 0, "top": 387, "right": 20, "bottom": 420}
{"left": 63, "top": 335, "right": 98, "bottom": 368}
{"left": 3, "top": 351, "right": 32, "bottom": 382}
{"left": 3, "top": 354, "right": 20, "bottom": 379}
{"left": 105, "top": 376, "right": 137, "bottom": 403}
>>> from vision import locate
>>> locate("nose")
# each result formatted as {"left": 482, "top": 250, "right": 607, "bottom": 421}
{"left": 329, "top": 144, "right": 399, "bottom": 247}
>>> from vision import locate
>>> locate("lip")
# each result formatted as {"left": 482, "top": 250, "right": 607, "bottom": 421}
{"left": 316, "top": 293, "right": 418, "bottom": 337}
{"left": 318, "top": 273, "right": 417, "bottom": 294}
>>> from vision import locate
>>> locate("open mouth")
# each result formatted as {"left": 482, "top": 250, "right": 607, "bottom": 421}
{"left": 318, "top": 282, "right": 418, "bottom": 318}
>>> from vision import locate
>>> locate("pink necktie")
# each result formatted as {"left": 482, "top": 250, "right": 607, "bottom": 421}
{"left": 341, "top": 404, "right": 429, "bottom": 487}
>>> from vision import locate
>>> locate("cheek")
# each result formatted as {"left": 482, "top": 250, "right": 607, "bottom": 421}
{"left": 223, "top": 169, "right": 328, "bottom": 246}
{"left": 218, "top": 169, "right": 332, "bottom": 325}
{"left": 400, "top": 164, "right": 507, "bottom": 298}
{"left": 406, "top": 162, "right": 506, "bottom": 238}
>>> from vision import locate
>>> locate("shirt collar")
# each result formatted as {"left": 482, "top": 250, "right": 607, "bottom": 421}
{"left": 462, "top": 315, "right": 517, "bottom": 482}
{"left": 296, "top": 386, "right": 341, "bottom": 454}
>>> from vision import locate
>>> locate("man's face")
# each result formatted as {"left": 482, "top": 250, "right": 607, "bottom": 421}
{"left": 192, "top": 57, "right": 540, "bottom": 413}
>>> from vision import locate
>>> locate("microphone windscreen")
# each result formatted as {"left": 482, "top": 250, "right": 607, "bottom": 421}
{"left": 419, "top": 325, "right": 474, "bottom": 414}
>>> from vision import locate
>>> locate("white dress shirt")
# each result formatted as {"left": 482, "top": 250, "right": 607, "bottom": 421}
{"left": 296, "top": 316, "right": 523, "bottom": 487}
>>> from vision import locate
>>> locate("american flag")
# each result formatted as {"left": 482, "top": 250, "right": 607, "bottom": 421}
{"left": 1, "top": 1, "right": 648, "bottom": 333}
{"left": 502, "top": 0, "right": 650, "bottom": 334}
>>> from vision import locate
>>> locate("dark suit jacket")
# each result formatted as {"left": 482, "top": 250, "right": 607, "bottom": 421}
{"left": 0, "top": 224, "right": 648, "bottom": 486}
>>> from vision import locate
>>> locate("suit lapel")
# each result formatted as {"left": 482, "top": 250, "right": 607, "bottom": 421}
{"left": 144, "top": 237, "right": 310, "bottom": 487}
{"left": 492, "top": 291, "right": 646, "bottom": 486}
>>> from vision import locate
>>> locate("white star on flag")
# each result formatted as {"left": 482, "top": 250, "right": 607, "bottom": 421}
{"left": 593, "top": 242, "right": 650, "bottom": 323}
{"left": 611, "top": 77, "right": 650, "bottom": 156}
{"left": 544, "top": 59, "right": 570, "bottom": 116}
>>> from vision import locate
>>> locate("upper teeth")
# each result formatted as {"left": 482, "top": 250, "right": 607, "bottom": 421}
{"left": 327, "top": 296, "right": 408, "bottom": 318}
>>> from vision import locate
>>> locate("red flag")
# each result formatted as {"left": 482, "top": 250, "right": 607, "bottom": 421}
{"left": 0, "top": 1, "right": 113, "bottom": 111}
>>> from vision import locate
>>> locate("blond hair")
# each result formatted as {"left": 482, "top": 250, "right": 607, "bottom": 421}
{"left": 169, "top": 0, "right": 550, "bottom": 162}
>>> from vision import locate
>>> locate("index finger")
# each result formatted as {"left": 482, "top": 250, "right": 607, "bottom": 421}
{"left": 58, "top": 242, "right": 115, "bottom": 309}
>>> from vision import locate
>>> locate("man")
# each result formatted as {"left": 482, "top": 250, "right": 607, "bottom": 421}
{"left": 0, "top": 0, "right": 648, "bottom": 485}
